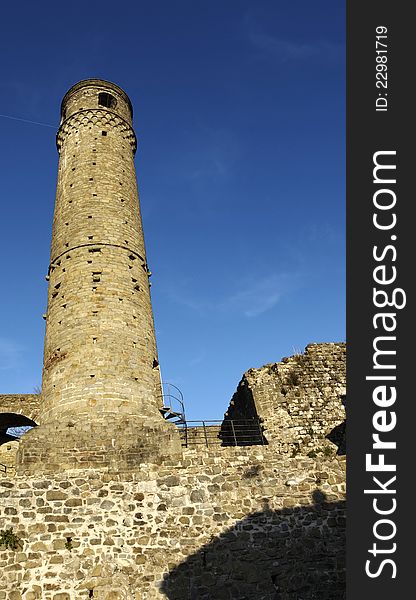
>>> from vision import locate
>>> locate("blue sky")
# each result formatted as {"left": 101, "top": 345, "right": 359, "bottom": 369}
{"left": 0, "top": 1, "right": 345, "bottom": 420}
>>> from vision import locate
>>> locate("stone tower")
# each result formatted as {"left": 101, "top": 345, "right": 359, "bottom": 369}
{"left": 17, "top": 79, "right": 181, "bottom": 474}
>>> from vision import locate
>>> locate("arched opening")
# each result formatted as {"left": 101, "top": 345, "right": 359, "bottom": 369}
{"left": 0, "top": 413, "right": 37, "bottom": 444}
{"left": 98, "top": 92, "right": 117, "bottom": 109}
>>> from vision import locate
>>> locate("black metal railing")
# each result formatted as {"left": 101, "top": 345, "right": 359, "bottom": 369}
{"left": 158, "top": 383, "right": 186, "bottom": 425}
{"left": 176, "top": 418, "right": 266, "bottom": 448}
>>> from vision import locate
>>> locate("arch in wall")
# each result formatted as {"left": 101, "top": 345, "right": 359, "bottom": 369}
{"left": 0, "top": 394, "right": 41, "bottom": 424}
{"left": 0, "top": 413, "right": 38, "bottom": 444}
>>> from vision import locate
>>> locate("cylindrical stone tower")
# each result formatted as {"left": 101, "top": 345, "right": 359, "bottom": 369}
{"left": 17, "top": 79, "right": 181, "bottom": 474}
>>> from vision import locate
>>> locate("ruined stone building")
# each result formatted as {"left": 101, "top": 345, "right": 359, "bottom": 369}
{"left": 0, "top": 79, "right": 346, "bottom": 600}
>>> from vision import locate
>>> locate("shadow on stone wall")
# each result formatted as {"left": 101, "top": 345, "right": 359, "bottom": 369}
{"left": 326, "top": 396, "right": 346, "bottom": 456}
{"left": 160, "top": 491, "right": 345, "bottom": 600}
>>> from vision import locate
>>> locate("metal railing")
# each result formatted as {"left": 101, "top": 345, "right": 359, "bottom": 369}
{"left": 158, "top": 383, "right": 186, "bottom": 425}
{"left": 176, "top": 418, "right": 266, "bottom": 448}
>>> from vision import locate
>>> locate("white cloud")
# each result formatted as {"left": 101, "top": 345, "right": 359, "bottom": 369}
{"left": 219, "top": 273, "right": 293, "bottom": 317}
{"left": 166, "top": 272, "right": 302, "bottom": 319}
{"left": 247, "top": 29, "right": 342, "bottom": 64}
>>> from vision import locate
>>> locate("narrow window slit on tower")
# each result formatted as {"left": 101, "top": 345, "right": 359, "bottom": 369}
{"left": 89, "top": 248, "right": 101, "bottom": 253}
{"left": 92, "top": 287, "right": 97, "bottom": 291}
{"left": 102, "top": 131, "right": 107, "bottom": 136}
{"left": 65, "top": 243, "right": 69, "bottom": 247}
{"left": 120, "top": 199, "right": 125, "bottom": 203}
{"left": 90, "top": 374, "right": 95, "bottom": 378}
{"left": 89, "top": 178, "right": 93, "bottom": 181}
{"left": 66, "top": 255, "right": 71, "bottom": 259}
{"left": 129, "top": 254, "right": 136, "bottom": 261}
{"left": 92, "top": 162, "right": 96, "bottom": 165}
{"left": 93, "top": 338, "right": 97, "bottom": 344}
{"left": 54, "top": 283, "right": 61, "bottom": 289}
{"left": 88, "top": 215, "right": 93, "bottom": 219}
{"left": 72, "top": 167, "right": 76, "bottom": 171}
{"left": 153, "top": 359, "right": 159, "bottom": 369}
{"left": 62, "top": 304, "right": 67, "bottom": 309}
{"left": 92, "top": 310, "right": 98, "bottom": 315}
{"left": 131, "top": 278, "right": 137, "bottom": 283}
{"left": 88, "top": 236, "right": 93, "bottom": 240}
{"left": 134, "top": 284, "right": 140, "bottom": 291}
{"left": 65, "top": 222, "right": 68, "bottom": 226}
{"left": 52, "top": 292, "right": 58, "bottom": 299}
{"left": 119, "top": 298, "right": 123, "bottom": 302}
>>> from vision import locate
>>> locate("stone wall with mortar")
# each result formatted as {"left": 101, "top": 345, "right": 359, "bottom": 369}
{"left": 18, "top": 80, "right": 180, "bottom": 473}
{"left": 0, "top": 344, "right": 346, "bottom": 599}
{"left": 0, "top": 396, "right": 40, "bottom": 424}
{"left": 0, "top": 446, "right": 345, "bottom": 600}
{"left": 225, "top": 343, "right": 346, "bottom": 457}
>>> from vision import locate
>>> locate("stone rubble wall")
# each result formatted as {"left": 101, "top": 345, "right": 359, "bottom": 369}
{"left": 225, "top": 343, "right": 346, "bottom": 457}
{"left": 0, "top": 446, "right": 345, "bottom": 600}
{"left": 0, "top": 344, "right": 346, "bottom": 598}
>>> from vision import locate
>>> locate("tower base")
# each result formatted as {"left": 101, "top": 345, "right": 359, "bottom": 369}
{"left": 16, "top": 416, "right": 182, "bottom": 475}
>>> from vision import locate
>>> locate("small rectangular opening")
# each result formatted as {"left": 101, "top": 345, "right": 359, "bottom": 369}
{"left": 102, "top": 131, "right": 107, "bottom": 136}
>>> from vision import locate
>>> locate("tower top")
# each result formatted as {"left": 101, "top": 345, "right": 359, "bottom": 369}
{"left": 60, "top": 79, "right": 134, "bottom": 125}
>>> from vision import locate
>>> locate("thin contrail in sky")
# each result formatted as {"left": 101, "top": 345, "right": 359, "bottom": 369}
{"left": 0, "top": 113, "right": 56, "bottom": 129}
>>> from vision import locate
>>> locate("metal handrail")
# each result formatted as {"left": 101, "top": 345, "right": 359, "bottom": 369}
{"left": 176, "top": 418, "right": 266, "bottom": 448}
{"left": 158, "top": 383, "right": 186, "bottom": 423}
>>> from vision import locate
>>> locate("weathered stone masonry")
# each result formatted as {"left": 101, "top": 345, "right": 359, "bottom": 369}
{"left": 0, "top": 79, "right": 346, "bottom": 600}
{"left": 0, "top": 343, "right": 346, "bottom": 600}
{"left": 225, "top": 343, "right": 346, "bottom": 456}
{"left": 17, "top": 80, "right": 180, "bottom": 475}
{"left": 0, "top": 448, "right": 345, "bottom": 600}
